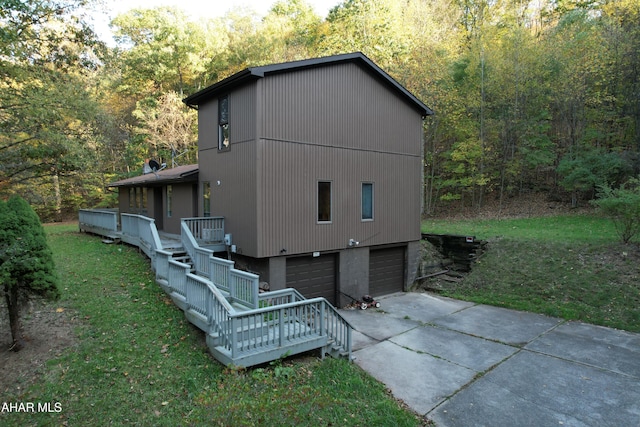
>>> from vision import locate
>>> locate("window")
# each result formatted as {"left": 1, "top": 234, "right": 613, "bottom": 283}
{"left": 136, "top": 188, "right": 142, "bottom": 211}
{"left": 362, "top": 182, "right": 374, "bottom": 220}
{"left": 203, "top": 181, "right": 211, "bottom": 217}
{"left": 166, "top": 185, "right": 172, "bottom": 218}
{"left": 129, "top": 188, "right": 135, "bottom": 209}
{"left": 318, "top": 181, "right": 332, "bottom": 222}
{"left": 218, "top": 95, "right": 230, "bottom": 150}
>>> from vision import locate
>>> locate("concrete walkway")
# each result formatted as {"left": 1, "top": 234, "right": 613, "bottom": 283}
{"left": 339, "top": 292, "right": 640, "bottom": 427}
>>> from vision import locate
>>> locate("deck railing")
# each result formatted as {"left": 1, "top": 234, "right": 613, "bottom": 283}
{"left": 209, "top": 257, "right": 259, "bottom": 309}
{"left": 182, "top": 219, "right": 261, "bottom": 310}
{"left": 182, "top": 217, "right": 225, "bottom": 243}
{"left": 155, "top": 249, "right": 172, "bottom": 288}
{"left": 166, "top": 259, "right": 191, "bottom": 310}
{"left": 258, "top": 288, "right": 307, "bottom": 306}
{"left": 79, "top": 209, "right": 118, "bottom": 235}
{"left": 121, "top": 213, "right": 163, "bottom": 264}
{"left": 178, "top": 223, "right": 352, "bottom": 363}
{"left": 214, "top": 297, "right": 352, "bottom": 362}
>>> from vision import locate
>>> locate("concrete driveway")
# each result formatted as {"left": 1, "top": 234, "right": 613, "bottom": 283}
{"left": 339, "top": 292, "right": 640, "bottom": 426}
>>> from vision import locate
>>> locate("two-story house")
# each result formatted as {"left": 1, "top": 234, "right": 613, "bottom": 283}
{"left": 181, "top": 52, "right": 432, "bottom": 306}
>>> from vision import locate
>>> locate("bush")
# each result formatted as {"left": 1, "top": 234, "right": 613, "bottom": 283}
{"left": 0, "top": 196, "right": 59, "bottom": 350}
{"left": 591, "top": 177, "right": 640, "bottom": 243}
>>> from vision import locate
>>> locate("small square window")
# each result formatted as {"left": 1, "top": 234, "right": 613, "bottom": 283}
{"left": 362, "top": 183, "right": 374, "bottom": 221}
{"left": 318, "top": 181, "right": 332, "bottom": 223}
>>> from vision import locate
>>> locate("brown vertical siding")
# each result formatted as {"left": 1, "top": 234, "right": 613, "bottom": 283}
{"left": 198, "top": 84, "right": 258, "bottom": 255}
{"left": 256, "top": 142, "right": 421, "bottom": 257}
{"left": 197, "top": 84, "right": 256, "bottom": 151}
{"left": 163, "top": 183, "right": 197, "bottom": 234}
{"left": 260, "top": 63, "right": 420, "bottom": 154}
{"left": 254, "top": 62, "right": 422, "bottom": 258}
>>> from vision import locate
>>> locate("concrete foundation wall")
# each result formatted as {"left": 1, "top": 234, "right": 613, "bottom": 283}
{"left": 405, "top": 240, "right": 422, "bottom": 290}
{"left": 337, "top": 247, "right": 369, "bottom": 307}
{"left": 268, "top": 257, "right": 287, "bottom": 292}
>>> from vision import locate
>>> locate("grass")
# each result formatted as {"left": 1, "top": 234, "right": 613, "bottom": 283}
{"left": 423, "top": 214, "right": 618, "bottom": 243}
{"left": 1, "top": 225, "right": 425, "bottom": 426}
{"left": 421, "top": 214, "right": 640, "bottom": 332}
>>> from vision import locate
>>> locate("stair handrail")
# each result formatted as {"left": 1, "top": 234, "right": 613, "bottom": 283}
{"left": 175, "top": 217, "right": 352, "bottom": 365}
{"left": 180, "top": 220, "right": 199, "bottom": 263}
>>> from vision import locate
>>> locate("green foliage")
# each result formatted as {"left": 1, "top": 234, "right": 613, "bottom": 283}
{"left": 0, "top": 196, "right": 59, "bottom": 300}
{"left": 111, "top": 7, "right": 207, "bottom": 96}
{"left": 591, "top": 177, "right": 640, "bottom": 243}
{"left": 0, "top": 0, "right": 107, "bottom": 218}
{"left": 4, "top": 0, "right": 640, "bottom": 216}
{"left": 132, "top": 91, "right": 197, "bottom": 164}
{"left": 557, "top": 149, "right": 632, "bottom": 201}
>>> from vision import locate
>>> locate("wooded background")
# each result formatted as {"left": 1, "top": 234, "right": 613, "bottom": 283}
{"left": 1, "top": 0, "right": 638, "bottom": 221}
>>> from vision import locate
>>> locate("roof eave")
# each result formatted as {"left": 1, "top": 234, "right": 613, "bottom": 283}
{"left": 183, "top": 69, "right": 260, "bottom": 108}
{"left": 182, "top": 52, "right": 434, "bottom": 116}
{"left": 107, "top": 169, "right": 199, "bottom": 188}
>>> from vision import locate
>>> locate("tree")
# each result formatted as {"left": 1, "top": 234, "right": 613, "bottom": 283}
{"left": 557, "top": 148, "right": 631, "bottom": 207}
{"left": 111, "top": 7, "right": 208, "bottom": 96}
{"left": 592, "top": 177, "right": 640, "bottom": 243}
{"left": 132, "top": 91, "right": 197, "bottom": 166}
{"left": 260, "top": 0, "right": 322, "bottom": 62}
{"left": 0, "top": 196, "right": 60, "bottom": 351}
{"left": 0, "top": 0, "right": 105, "bottom": 219}
{"left": 321, "top": 0, "right": 409, "bottom": 67}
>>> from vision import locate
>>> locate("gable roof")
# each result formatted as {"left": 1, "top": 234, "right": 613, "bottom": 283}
{"left": 108, "top": 164, "right": 199, "bottom": 188}
{"left": 183, "top": 52, "right": 433, "bottom": 117}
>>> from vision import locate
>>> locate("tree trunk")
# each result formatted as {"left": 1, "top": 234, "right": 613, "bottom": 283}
{"left": 52, "top": 173, "right": 62, "bottom": 221}
{"left": 5, "top": 285, "right": 24, "bottom": 352}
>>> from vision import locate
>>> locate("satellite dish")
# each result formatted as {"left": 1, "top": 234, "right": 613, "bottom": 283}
{"left": 149, "top": 159, "right": 161, "bottom": 171}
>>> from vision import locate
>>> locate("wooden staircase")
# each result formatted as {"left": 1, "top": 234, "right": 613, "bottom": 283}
{"left": 153, "top": 221, "right": 352, "bottom": 367}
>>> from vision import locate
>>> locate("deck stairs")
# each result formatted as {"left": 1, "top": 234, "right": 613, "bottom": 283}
{"left": 155, "top": 236, "right": 352, "bottom": 367}
{"left": 78, "top": 211, "right": 353, "bottom": 368}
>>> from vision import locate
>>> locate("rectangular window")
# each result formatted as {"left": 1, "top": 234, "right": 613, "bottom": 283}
{"left": 166, "top": 185, "right": 172, "bottom": 218}
{"left": 129, "top": 188, "right": 135, "bottom": 209}
{"left": 136, "top": 188, "right": 142, "bottom": 211}
{"left": 318, "top": 181, "right": 332, "bottom": 223}
{"left": 218, "top": 95, "right": 230, "bottom": 150}
{"left": 203, "top": 181, "right": 211, "bottom": 217}
{"left": 362, "top": 182, "right": 374, "bottom": 220}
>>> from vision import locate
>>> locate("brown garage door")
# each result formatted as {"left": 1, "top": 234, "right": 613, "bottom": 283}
{"left": 286, "top": 254, "right": 337, "bottom": 305}
{"left": 369, "top": 246, "right": 405, "bottom": 297}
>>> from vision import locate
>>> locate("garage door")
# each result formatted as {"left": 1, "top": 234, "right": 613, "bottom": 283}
{"left": 369, "top": 246, "right": 405, "bottom": 297}
{"left": 286, "top": 254, "right": 337, "bottom": 305}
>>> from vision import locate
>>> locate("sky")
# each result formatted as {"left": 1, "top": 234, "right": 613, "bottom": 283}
{"left": 88, "top": 0, "right": 340, "bottom": 45}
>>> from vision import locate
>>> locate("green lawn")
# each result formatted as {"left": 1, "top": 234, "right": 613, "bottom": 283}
{"left": 1, "top": 225, "right": 425, "bottom": 426}
{"left": 421, "top": 214, "right": 640, "bottom": 332}
{"left": 423, "top": 214, "right": 618, "bottom": 243}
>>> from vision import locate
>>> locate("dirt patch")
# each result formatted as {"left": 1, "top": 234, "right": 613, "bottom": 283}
{"left": 429, "top": 191, "right": 593, "bottom": 220}
{"left": 0, "top": 298, "right": 79, "bottom": 397}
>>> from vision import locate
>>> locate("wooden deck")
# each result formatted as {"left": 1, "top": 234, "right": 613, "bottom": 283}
{"left": 78, "top": 209, "right": 352, "bottom": 367}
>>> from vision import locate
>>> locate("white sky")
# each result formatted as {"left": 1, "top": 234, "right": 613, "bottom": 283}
{"left": 88, "top": 0, "right": 341, "bottom": 45}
